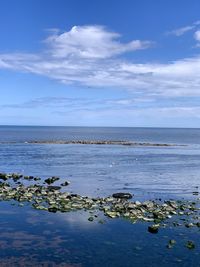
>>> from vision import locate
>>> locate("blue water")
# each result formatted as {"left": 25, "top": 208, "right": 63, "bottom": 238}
{"left": 1, "top": 126, "right": 200, "bottom": 145}
{"left": 0, "top": 126, "right": 200, "bottom": 266}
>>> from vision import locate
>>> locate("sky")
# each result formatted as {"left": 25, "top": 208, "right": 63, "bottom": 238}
{"left": 1, "top": 0, "right": 200, "bottom": 127}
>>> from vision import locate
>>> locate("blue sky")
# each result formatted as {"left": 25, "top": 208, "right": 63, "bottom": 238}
{"left": 1, "top": 0, "right": 200, "bottom": 127}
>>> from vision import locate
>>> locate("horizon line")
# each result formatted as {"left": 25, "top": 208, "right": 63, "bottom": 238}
{"left": 0, "top": 124, "right": 200, "bottom": 129}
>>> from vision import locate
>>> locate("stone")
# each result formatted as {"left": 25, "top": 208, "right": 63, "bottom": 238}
{"left": 61, "top": 181, "right": 70, "bottom": 186}
{"left": 34, "top": 177, "right": 41, "bottom": 181}
{"left": 112, "top": 192, "right": 132, "bottom": 199}
{"left": 186, "top": 241, "right": 195, "bottom": 249}
{"left": 0, "top": 173, "right": 8, "bottom": 181}
{"left": 1, "top": 170, "right": 200, "bottom": 238}
{"left": 48, "top": 206, "right": 58, "bottom": 213}
{"left": 24, "top": 176, "right": 34, "bottom": 180}
{"left": 45, "top": 177, "right": 60, "bottom": 185}
{"left": 148, "top": 224, "right": 159, "bottom": 234}
{"left": 185, "top": 223, "right": 194, "bottom": 228}
{"left": 106, "top": 211, "right": 118, "bottom": 218}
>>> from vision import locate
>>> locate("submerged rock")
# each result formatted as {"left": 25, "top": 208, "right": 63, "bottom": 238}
{"left": 166, "top": 239, "right": 176, "bottom": 249}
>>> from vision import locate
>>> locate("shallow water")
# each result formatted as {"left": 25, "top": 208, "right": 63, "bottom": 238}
{"left": 0, "top": 126, "right": 200, "bottom": 266}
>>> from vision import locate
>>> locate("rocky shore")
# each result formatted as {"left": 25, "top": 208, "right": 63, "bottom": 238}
{"left": 0, "top": 172, "right": 199, "bottom": 239}
{"left": 26, "top": 140, "right": 175, "bottom": 146}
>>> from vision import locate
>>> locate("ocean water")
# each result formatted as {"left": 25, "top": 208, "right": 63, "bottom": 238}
{"left": 0, "top": 126, "right": 200, "bottom": 266}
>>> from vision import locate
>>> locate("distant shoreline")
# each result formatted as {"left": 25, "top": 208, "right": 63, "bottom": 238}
{"left": 0, "top": 140, "right": 180, "bottom": 146}
{"left": 0, "top": 125, "right": 200, "bottom": 129}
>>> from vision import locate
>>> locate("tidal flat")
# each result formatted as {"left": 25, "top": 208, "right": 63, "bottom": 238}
{"left": 0, "top": 172, "right": 200, "bottom": 231}
{"left": 0, "top": 172, "right": 200, "bottom": 266}
{"left": 1, "top": 126, "right": 200, "bottom": 266}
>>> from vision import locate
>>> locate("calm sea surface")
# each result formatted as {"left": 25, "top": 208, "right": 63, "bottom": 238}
{"left": 0, "top": 126, "right": 200, "bottom": 266}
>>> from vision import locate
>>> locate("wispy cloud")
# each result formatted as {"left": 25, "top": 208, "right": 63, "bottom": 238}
{"left": 0, "top": 96, "right": 156, "bottom": 111}
{"left": 2, "top": 95, "right": 200, "bottom": 127}
{"left": 166, "top": 20, "right": 200, "bottom": 48}
{"left": 1, "top": 25, "right": 200, "bottom": 98}
{"left": 165, "top": 20, "right": 200, "bottom": 36}
{"left": 2, "top": 96, "right": 200, "bottom": 112}
{"left": 166, "top": 25, "right": 195, "bottom": 36}
{"left": 52, "top": 105, "right": 200, "bottom": 128}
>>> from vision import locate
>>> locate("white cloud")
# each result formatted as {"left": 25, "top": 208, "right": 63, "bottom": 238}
{"left": 120, "top": 56, "right": 200, "bottom": 96}
{"left": 1, "top": 25, "right": 200, "bottom": 98}
{"left": 45, "top": 25, "right": 152, "bottom": 59}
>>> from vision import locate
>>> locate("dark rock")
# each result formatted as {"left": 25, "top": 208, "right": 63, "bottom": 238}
{"left": 148, "top": 224, "right": 159, "bottom": 234}
{"left": 196, "top": 222, "right": 200, "bottom": 227}
{"left": 88, "top": 216, "right": 94, "bottom": 222}
{"left": 45, "top": 176, "right": 60, "bottom": 185}
{"left": 186, "top": 241, "right": 195, "bottom": 249}
{"left": 112, "top": 192, "right": 132, "bottom": 199}
{"left": 48, "top": 207, "right": 58, "bottom": 213}
{"left": 34, "top": 177, "right": 41, "bottom": 181}
{"left": 0, "top": 173, "right": 8, "bottom": 180}
{"left": 61, "top": 181, "right": 70, "bottom": 186}
{"left": 24, "top": 175, "right": 34, "bottom": 180}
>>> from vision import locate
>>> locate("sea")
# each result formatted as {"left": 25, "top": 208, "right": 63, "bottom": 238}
{"left": 0, "top": 126, "right": 200, "bottom": 267}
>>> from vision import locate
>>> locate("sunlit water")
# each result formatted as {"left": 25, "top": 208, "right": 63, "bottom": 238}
{"left": 0, "top": 126, "right": 200, "bottom": 266}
